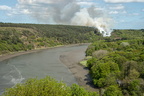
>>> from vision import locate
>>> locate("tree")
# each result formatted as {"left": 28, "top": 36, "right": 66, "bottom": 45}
{"left": 2, "top": 76, "right": 98, "bottom": 96}
{"left": 3, "top": 76, "right": 71, "bottom": 96}
{"left": 87, "top": 58, "right": 97, "bottom": 69}
{"left": 122, "top": 61, "right": 138, "bottom": 79}
{"left": 91, "top": 62, "right": 120, "bottom": 88}
{"left": 86, "top": 45, "right": 95, "bottom": 56}
{"left": 127, "top": 80, "right": 142, "bottom": 96}
{"left": 92, "top": 50, "right": 108, "bottom": 60}
{"left": 70, "top": 84, "right": 98, "bottom": 96}
{"left": 103, "top": 85, "right": 123, "bottom": 96}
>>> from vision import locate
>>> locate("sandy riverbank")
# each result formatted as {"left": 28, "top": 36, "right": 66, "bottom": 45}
{"left": 59, "top": 45, "right": 98, "bottom": 92}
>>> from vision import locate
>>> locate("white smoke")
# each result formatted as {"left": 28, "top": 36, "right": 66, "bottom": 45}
{"left": 71, "top": 8, "right": 113, "bottom": 36}
{"left": 13, "top": 0, "right": 113, "bottom": 36}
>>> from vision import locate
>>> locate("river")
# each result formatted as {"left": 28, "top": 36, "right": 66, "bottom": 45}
{"left": 0, "top": 44, "right": 88, "bottom": 94}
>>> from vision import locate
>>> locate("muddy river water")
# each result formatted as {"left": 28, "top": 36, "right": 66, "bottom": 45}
{"left": 0, "top": 44, "right": 88, "bottom": 94}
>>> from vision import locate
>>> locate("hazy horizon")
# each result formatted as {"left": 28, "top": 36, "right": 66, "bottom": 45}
{"left": 0, "top": 0, "right": 144, "bottom": 29}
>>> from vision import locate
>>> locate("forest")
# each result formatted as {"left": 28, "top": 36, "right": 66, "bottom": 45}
{"left": 85, "top": 29, "right": 144, "bottom": 96}
{"left": 0, "top": 23, "right": 102, "bottom": 55}
{"left": 0, "top": 23, "right": 144, "bottom": 96}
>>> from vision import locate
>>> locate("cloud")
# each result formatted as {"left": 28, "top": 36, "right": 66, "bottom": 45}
{"left": 6, "top": 0, "right": 113, "bottom": 36}
{"left": 109, "top": 11, "right": 119, "bottom": 14}
{"left": 21, "top": 9, "right": 30, "bottom": 14}
{"left": 76, "top": 0, "right": 94, "bottom": 2}
{"left": 13, "top": 0, "right": 111, "bottom": 25}
{"left": 77, "top": 1, "right": 94, "bottom": 6}
{"left": 109, "top": 4, "right": 125, "bottom": 10}
{"left": 142, "top": 9, "right": 144, "bottom": 11}
{"left": 104, "top": 0, "right": 144, "bottom": 3}
{"left": 108, "top": 10, "right": 127, "bottom": 14}
{"left": 15, "top": 0, "right": 79, "bottom": 23}
{"left": 108, "top": 4, "right": 127, "bottom": 15}
{"left": 18, "top": 0, "right": 75, "bottom": 6}
{"left": 0, "top": 5, "right": 12, "bottom": 11}
{"left": 132, "top": 13, "right": 139, "bottom": 16}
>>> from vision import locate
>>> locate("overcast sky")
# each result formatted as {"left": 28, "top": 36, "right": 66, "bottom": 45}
{"left": 0, "top": 0, "right": 144, "bottom": 29}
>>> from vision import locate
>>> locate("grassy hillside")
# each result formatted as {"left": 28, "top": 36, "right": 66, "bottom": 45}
{"left": 0, "top": 23, "right": 103, "bottom": 55}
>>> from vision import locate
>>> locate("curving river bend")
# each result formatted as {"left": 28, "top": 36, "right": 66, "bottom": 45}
{"left": 0, "top": 44, "right": 88, "bottom": 94}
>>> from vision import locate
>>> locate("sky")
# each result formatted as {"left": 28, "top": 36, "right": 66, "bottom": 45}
{"left": 0, "top": 0, "right": 144, "bottom": 29}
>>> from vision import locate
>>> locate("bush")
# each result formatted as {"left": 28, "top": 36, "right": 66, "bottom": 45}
{"left": 2, "top": 76, "right": 98, "bottom": 96}
{"left": 103, "top": 85, "right": 123, "bottom": 96}
{"left": 92, "top": 50, "right": 108, "bottom": 59}
{"left": 71, "top": 84, "right": 98, "bottom": 96}
{"left": 87, "top": 58, "right": 97, "bottom": 69}
{"left": 91, "top": 62, "right": 119, "bottom": 88}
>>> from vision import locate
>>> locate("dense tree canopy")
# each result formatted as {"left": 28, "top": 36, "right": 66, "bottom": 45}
{"left": 85, "top": 29, "right": 144, "bottom": 95}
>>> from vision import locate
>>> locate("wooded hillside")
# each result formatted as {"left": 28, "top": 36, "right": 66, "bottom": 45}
{"left": 0, "top": 23, "right": 102, "bottom": 55}
{"left": 85, "top": 29, "right": 144, "bottom": 96}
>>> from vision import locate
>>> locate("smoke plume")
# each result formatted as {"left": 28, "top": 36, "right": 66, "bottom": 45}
{"left": 16, "top": 0, "right": 113, "bottom": 36}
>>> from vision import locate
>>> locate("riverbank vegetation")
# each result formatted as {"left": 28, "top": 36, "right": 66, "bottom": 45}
{"left": 1, "top": 23, "right": 144, "bottom": 95}
{"left": 85, "top": 29, "right": 144, "bottom": 96}
{"left": 2, "top": 76, "right": 98, "bottom": 96}
{"left": 0, "top": 23, "right": 103, "bottom": 55}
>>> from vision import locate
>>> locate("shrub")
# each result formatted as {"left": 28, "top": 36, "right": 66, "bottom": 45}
{"left": 92, "top": 50, "right": 108, "bottom": 59}
{"left": 2, "top": 76, "right": 98, "bottom": 96}
{"left": 103, "top": 85, "right": 123, "bottom": 96}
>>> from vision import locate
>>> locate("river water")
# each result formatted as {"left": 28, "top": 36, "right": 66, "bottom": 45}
{"left": 0, "top": 44, "right": 88, "bottom": 94}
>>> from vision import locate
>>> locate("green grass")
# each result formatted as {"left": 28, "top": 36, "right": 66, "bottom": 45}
{"left": 80, "top": 60, "right": 87, "bottom": 67}
{"left": 80, "top": 56, "right": 92, "bottom": 67}
{"left": 84, "top": 56, "right": 92, "bottom": 60}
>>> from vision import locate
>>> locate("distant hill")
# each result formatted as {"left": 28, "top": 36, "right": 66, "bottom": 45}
{"left": 0, "top": 23, "right": 102, "bottom": 54}
{"left": 0, "top": 23, "right": 143, "bottom": 55}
